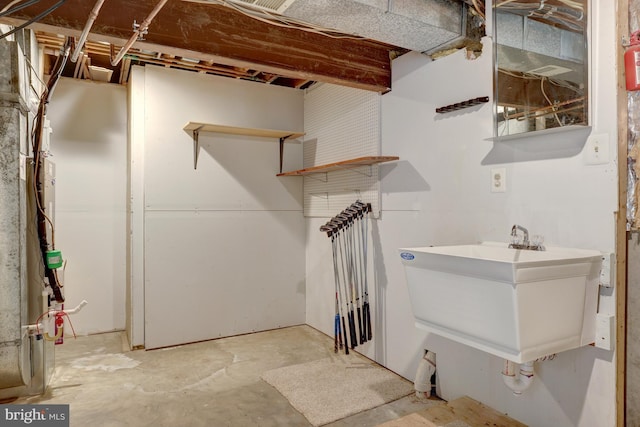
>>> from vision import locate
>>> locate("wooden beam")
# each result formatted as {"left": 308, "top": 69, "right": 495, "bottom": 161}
{"left": 1, "top": 0, "right": 395, "bottom": 92}
{"left": 497, "top": 71, "right": 584, "bottom": 109}
{"left": 616, "top": 0, "right": 629, "bottom": 425}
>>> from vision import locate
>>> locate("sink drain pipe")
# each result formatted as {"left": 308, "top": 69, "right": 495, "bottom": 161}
{"left": 414, "top": 350, "right": 436, "bottom": 398}
{"left": 502, "top": 359, "right": 534, "bottom": 395}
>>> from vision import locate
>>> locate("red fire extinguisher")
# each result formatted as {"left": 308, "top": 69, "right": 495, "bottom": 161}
{"left": 626, "top": 31, "right": 640, "bottom": 91}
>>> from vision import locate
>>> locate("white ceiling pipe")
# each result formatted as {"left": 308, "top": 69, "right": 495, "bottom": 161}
{"left": 70, "top": 0, "right": 106, "bottom": 63}
{"left": 111, "top": 0, "right": 168, "bottom": 66}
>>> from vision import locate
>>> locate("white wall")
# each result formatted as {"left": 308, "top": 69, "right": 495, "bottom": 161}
{"left": 306, "top": 2, "right": 618, "bottom": 426}
{"left": 49, "top": 78, "right": 128, "bottom": 335}
{"left": 130, "top": 66, "right": 306, "bottom": 349}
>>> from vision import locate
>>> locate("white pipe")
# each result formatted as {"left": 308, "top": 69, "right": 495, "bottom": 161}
{"left": 111, "top": 0, "right": 168, "bottom": 66}
{"left": 50, "top": 300, "right": 88, "bottom": 316}
{"left": 24, "top": 300, "right": 88, "bottom": 332}
{"left": 414, "top": 350, "right": 436, "bottom": 398}
{"left": 71, "top": 0, "right": 106, "bottom": 63}
{"left": 501, "top": 360, "right": 534, "bottom": 395}
{"left": 24, "top": 300, "right": 88, "bottom": 340}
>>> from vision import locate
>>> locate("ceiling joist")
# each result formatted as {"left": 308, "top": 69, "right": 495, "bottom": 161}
{"left": 1, "top": 0, "right": 401, "bottom": 92}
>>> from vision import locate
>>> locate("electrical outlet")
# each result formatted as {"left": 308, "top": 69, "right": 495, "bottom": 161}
{"left": 491, "top": 168, "right": 506, "bottom": 193}
{"left": 584, "top": 133, "right": 610, "bottom": 165}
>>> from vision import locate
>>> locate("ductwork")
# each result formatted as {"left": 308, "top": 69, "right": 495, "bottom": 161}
{"left": 237, "top": 0, "right": 466, "bottom": 53}
{"left": 0, "top": 39, "right": 30, "bottom": 389}
{"left": 495, "top": 10, "right": 586, "bottom": 84}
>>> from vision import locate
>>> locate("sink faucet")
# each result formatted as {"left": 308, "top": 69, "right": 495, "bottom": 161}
{"left": 511, "top": 224, "right": 529, "bottom": 246}
{"left": 509, "top": 224, "right": 544, "bottom": 251}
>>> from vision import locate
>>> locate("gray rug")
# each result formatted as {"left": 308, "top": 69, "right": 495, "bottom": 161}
{"left": 262, "top": 353, "right": 414, "bottom": 426}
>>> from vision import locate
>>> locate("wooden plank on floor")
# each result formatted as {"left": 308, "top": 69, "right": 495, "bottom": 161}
{"left": 377, "top": 396, "right": 527, "bottom": 427}
{"left": 378, "top": 412, "right": 439, "bottom": 427}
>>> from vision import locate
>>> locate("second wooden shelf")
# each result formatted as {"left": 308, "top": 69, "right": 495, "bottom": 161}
{"left": 277, "top": 156, "right": 399, "bottom": 176}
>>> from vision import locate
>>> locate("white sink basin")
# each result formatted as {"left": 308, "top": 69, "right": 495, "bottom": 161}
{"left": 399, "top": 243, "right": 602, "bottom": 362}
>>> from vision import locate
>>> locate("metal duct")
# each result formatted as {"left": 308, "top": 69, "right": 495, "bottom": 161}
{"left": 0, "top": 39, "right": 29, "bottom": 389}
{"left": 495, "top": 10, "right": 585, "bottom": 84}
{"left": 278, "top": 0, "right": 465, "bottom": 53}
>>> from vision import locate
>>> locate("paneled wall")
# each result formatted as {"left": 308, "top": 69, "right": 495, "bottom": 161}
{"left": 49, "top": 78, "right": 128, "bottom": 335}
{"left": 306, "top": 1, "right": 618, "bottom": 424}
{"left": 129, "top": 66, "right": 306, "bottom": 349}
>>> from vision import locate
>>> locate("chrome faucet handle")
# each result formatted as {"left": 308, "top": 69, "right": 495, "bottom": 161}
{"left": 531, "top": 235, "right": 545, "bottom": 250}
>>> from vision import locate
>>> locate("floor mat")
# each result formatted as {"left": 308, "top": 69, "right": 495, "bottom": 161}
{"left": 262, "top": 353, "right": 414, "bottom": 426}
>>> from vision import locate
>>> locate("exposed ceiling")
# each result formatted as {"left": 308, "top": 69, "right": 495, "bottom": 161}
{"left": 0, "top": 0, "right": 482, "bottom": 92}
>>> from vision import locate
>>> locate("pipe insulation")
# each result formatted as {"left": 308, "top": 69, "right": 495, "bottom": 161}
{"left": 0, "top": 39, "right": 30, "bottom": 389}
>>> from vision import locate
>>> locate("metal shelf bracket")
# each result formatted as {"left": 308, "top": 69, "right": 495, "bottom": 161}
{"left": 192, "top": 125, "right": 204, "bottom": 169}
{"left": 279, "top": 134, "right": 295, "bottom": 174}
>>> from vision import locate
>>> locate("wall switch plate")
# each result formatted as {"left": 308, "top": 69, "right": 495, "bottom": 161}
{"left": 584, "top": 133, "right": 610, "bottom": 165}
{"left": 595, "top": 313, "right": 615, "bottom": 351}
{"left": 491, "top": 168, "right": 506, "bottom": 193}
{"left": 600, "top": 252, "right": 615, "bottom": 288}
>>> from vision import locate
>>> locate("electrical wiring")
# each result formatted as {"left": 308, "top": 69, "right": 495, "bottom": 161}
{"left": 526, "top": 10, "right": 583, "bottom": 32}
{"left": 499, "top": 68, "right": 543, "bottom": 80}
{"left": 502, "top": 90, "right": 585, "bottom": 124}
{"left": 0, "top": 0, "right": 39, "bottom": 17}
{"left": 186, "top": 0, "right": 366, "bottom": 40}
{"left": 498, "top": 66, "right": 585, "bottom": 125}
{"left": 0, "top": 0, "right": 66, "bottom": 40}
{"left": 547, "top": 76, "right": 583, "bottom": 94}
{"left": 1, "top": 0, "right": 24, "bottom": 13}
{"left": 495, "top": 0, "right": 584, "bottom": 31}
{"left": 470, "top": 0, "right": 485, "bottom": 20}
{"left": 495, "top": 0, "right": 583, "bottom": 11}
{"left": 31, "top": 40, "right": 71, "bottom": 251}
{"left": 540, "top": 77, "right": 563, "bottom": 126}
{"left": 505, "top": 104, "right": 584, "bottom": 122}
{"left": 24, "top": 54, "right": 48, "bottom": 93}
{"left": 29, "top": 37, "right": 70, "bottom": 303}
{"left": 499, "top": 69, "right": 585, "bottom": 97}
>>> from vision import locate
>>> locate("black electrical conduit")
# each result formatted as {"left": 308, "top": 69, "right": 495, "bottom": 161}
{"left": 0, "top": 0, "right": 66, "bottom": 41}
{"left": 31, "top": 36, "right": 71, "bottom": 302}
{"left": 0, "top": 0, "right": 41, "bottom": 18}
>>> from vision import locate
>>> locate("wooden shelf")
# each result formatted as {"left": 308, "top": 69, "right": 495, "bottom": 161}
{"left": 277, "top": 156, "right": 399, "bottom": 176}
{"left": 183, "top": 122, "right": 305, "bottom": 140}
{"left": 183, "top": 122, "right": 305, "bottom": 170}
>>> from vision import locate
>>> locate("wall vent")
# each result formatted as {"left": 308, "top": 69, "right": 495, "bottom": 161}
{"left": 232, "top": 0, "right": 297, "bottom": 13}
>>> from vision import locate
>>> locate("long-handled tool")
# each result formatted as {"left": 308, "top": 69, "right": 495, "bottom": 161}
{"left": 334, "top": 216, "right": 357, "bottom": 349}
{"left": 330, "top": 218, "right": 355, "bottom": 351}
{"left": 356, "top": 202, "right": 373, "bottom": 340}
{"left": 320, "top": 200, "right": 374, "bottom": 353}
{"left": 346, "top": 206, "right": 366, "bottom": 344}
{"left": 321, "top": 223, "right": 348, "bottom": 354}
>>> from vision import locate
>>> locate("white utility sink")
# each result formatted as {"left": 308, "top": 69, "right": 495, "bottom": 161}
{"left": 399, "top": 242, "right": 602, "bottom": 363}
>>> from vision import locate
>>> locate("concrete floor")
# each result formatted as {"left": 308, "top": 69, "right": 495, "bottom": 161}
{"left": 10, "top": 325, "right": 441, "bottom": 426}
